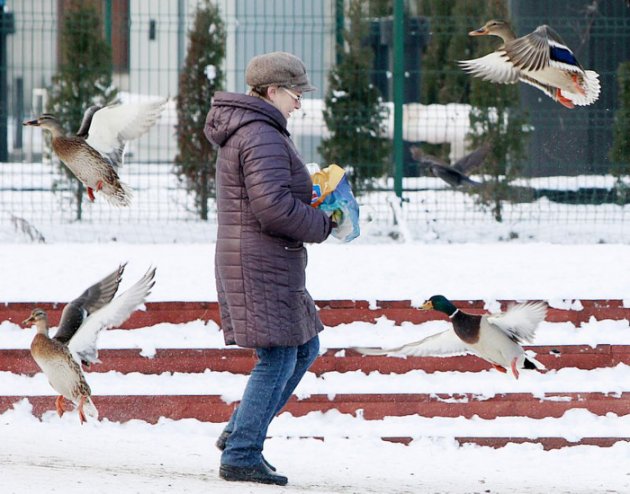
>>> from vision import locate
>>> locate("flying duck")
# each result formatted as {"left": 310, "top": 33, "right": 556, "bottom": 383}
{"left": 458, "top": 20, "right": 600, "bottom": 109}
{"left": 410, "top": 142, "right": 491, "bottom": 187}
{"left": 355, "top": 295, "right": 547, "bottom": 379}
{"left": 22, "top": 264, "right": 156, "bottom": 423}
{"left": 23, "top": 98, "right": 167, "bottom": 206}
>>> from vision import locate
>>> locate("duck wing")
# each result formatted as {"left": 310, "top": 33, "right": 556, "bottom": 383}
{"left": 409, "top": 146, "right": 475, "bottom": 186}
{"left": 54, "top": 264, "right": 126, "bottom": 345}
{"left": 354, "top": 328, "right": 470, "bottom": 357}
{"left": 452, "top": 142, "right": 490, "bottom": 174}
{"left": 505, "top": 25, "right": 581, "bottom": 72}
{"left": 76, "top": 105, "right": 102, "bottom": 138}
{"left": 85, "top": 98, "right": 167, "bottom": 170}
{"left": 485, "top": 301, "right": 547, "bottom": 344}
{"left": 67, "top": 267, "right": 156, "bottom": 365}
{"left": 458, "top": 51, "right": 521, "bottom": 84}
{"left": 410, "top": 146, "right": 448, "bottom": 168}
{"left": 432, "top": 165, "right": 480, "bottom": 187}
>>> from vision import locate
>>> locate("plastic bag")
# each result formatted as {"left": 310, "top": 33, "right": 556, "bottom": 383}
{"left": 310, "top": 164, "right": 360, "bottom": 242}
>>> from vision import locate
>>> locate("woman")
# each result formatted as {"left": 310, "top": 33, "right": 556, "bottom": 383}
{"left": 204, "top": 51, "right": 336, "bottom": 486}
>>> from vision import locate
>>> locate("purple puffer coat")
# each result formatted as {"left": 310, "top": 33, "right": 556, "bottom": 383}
{"left": 204, "top": 92, "right": 333, "bottom": 348}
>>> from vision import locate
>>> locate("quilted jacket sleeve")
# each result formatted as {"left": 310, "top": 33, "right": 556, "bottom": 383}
{"left": 241, "top": 126, "right": 332, "bottom": 244}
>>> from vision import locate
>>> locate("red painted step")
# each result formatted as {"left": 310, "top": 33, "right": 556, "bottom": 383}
{"left": 307, "top": 436, "right": 628, "bottom": 450}
{"left": 3, "top": 299, "right": 628, "bottom": 329}
{"left": 1, "top": 392, "right": 627, "bottom": 423}
{"left": 2, "top": 345, "right": 629, "bottom": 376}
{"left": 388, "top": 436, "right": 629, "bottom": 450}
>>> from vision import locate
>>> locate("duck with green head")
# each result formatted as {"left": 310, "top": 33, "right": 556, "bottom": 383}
{"left": 356, "top": 294, "right": 548, "bottom": 379}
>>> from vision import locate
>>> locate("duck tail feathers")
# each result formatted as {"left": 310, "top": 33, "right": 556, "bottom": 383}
{"left": 83, "top": 396, "right": 99, "bottom": 419}
{"left": 582, "top": 70, "right": 601, "bottom": 104}
{"left": 523, "top": 351, "right": 546, "bottom": 371}
{"left": 566, "top": 70, "right": 600, "bottom": 106}
{"left": 103, "top": 181, "right": 133, "bottom": 207}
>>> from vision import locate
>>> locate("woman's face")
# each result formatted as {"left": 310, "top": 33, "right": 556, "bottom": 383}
{"left": 267, "top": 85, "right": 303, "bottom": 119}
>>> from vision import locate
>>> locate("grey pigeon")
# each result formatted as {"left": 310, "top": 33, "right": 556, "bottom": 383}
{"left": 410, "top": 142, "right": 491, "bottom": 187}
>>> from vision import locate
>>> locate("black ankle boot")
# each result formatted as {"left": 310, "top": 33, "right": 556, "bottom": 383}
{"left": 219, "top": 463, "right": 288, "bottom": 486}
{"left": 215, "top": 431, "right": 277, "bottom": 472}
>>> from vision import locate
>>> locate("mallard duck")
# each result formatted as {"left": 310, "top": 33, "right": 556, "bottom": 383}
{"left": 23, "top": 98, "right": 167, "bottom": 206}
{"left": 410, "top": 142, "right": 490, "bottom": 187}
{"left": 355, "top": 295, "right": 547, "bottom": 379}
{"left": 458, "top": 20, "right": 600, "bottom": 109}
{"left": 22, "top": 264, "right": 156, "bottom": 423}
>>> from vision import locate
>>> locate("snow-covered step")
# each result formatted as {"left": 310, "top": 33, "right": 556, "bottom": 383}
{"left": 3, "top": 364, "right": 628, "bottom": 396}
{"left": 4, "top": 399, "right": 628, "bottom": 450}
{"left": 2, "top": 345, "right": 629, "bottom": 375}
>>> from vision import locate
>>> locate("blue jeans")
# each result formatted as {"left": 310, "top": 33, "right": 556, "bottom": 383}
{"left": 221, "top": 335, "right": 320, "bottom": 467}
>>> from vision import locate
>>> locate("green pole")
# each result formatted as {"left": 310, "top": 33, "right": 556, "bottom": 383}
{"left": 335, "top": 0, "right": 344, "bottom": 65}
{"left": 392, "top": 0, "right": 404, "bottom": 199}
{"left": 103, "top": 0, "right": 112, "bottom": 44}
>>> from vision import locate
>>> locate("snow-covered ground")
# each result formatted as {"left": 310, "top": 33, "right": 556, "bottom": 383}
{"left": 1, "top": 242, "right": 629, "bottom": 493}
{"left": 2, "top": 158, "right": 630, "bottom": 244}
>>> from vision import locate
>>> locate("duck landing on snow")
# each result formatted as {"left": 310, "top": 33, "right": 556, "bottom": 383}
{"left": 354, "top": 295, "right": 548, "bottom": 379}
{"left": 22, "top": 264, "right": 156, "bottom": 423}
{"left": 458, "top": 20, "right": 600, "bottom": 109}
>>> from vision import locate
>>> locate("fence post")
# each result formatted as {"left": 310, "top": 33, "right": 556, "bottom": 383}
{"left": 335, "top": 0, "right": 344, "bottom": 65}
{"left": 0, "top": 4, "right": 15, "bottom": 162}
{"left": 13, "top": 76, "right": 22, "bottom": 150}
{"left": 392, "top": 0, "right": 404, "bottom": 199}
{"left": 103, "top": 0, "right": 112, "bottom": 44}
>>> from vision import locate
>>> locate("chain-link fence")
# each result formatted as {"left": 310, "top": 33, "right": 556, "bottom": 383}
{"left": 2, "top": 0, "right": 630, "bottom": 243}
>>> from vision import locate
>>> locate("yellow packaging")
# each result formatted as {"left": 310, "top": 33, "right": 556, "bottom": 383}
{"left": 310, "top": 164, "right": 345, "bottom": 208}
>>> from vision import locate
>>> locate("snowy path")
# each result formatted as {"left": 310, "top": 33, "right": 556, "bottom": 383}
{"left": 2, "top": 406, "right": 628, "bottom": 494}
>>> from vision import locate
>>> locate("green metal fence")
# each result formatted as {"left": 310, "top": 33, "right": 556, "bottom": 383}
{"left": 1, "top": 0, "right": 630, "bottom": 243}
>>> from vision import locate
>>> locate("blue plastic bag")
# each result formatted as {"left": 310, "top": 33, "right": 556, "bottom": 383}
{"left": 310, "top": 164, "right": 360, "bottom": 243}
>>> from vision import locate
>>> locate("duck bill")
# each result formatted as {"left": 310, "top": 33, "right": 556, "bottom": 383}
{"left": 22, "top": 316, "right": 35, "bottom": 326}
{"left": 23, "top": 119, "right": 40, "bottom": 127}
{"left": 469, "top": 27, "right": 488, "bottom": 36}
{"left": 420, "top": 301, "right": 434, "bottom": 311}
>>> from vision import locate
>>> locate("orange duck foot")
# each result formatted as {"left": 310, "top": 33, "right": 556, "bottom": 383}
{"left": 555, "top": 89, "right": 575, "bottom": 109}
{"left": 77, "top": 396, "right": 87, "bottom": 425}
{"left": 87, "top": 187, "right": 96, "bottom": 202}
{"left": 511, "top": 358, "right": 520, "bottom": 380}
{"left": 492, "top": 364, "right": 508, "bottom": 374}
{"left": 96, "top": 180, "right": 104, "bottom": 191}
{"left": 55, "top": 395, "right": 65, "bottom": 417}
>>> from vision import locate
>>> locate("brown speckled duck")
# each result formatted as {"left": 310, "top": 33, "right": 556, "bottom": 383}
{"left": 356, "top": 295, "right": 548, "bottom": 379}
{"left": 23, "top": 98, "right": 167, "bottom": 206}
{"left": 458, "top": 20, "right": 600, "bottom": 109}
{"left": 22, "top": 264, "right": 156, "bottom": 423}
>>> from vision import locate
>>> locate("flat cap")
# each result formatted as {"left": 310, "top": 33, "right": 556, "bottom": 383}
{"left": 245, "top": 51, "right": 316, "bottom": 92}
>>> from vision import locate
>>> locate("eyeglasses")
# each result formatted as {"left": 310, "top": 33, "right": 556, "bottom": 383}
{"left": 282, "top": 87, "right": 302, "bottom": 103}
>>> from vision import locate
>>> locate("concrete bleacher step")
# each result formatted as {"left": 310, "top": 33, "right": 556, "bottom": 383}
{"left": 1, "top": 300, "right": 628, "bottom": 449}
{"left": 1, "top": 391, "right": 628, "bottom": 423}
{"left": 1, "top": 345, "right": 629, "bottom": 375}
{"left": 1, "top": 299, "right": 629, "bottom": 328}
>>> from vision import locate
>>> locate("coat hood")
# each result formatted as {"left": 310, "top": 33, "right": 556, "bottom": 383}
{"left": 205, "top": 92, "right": 289, "bottom": 147}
